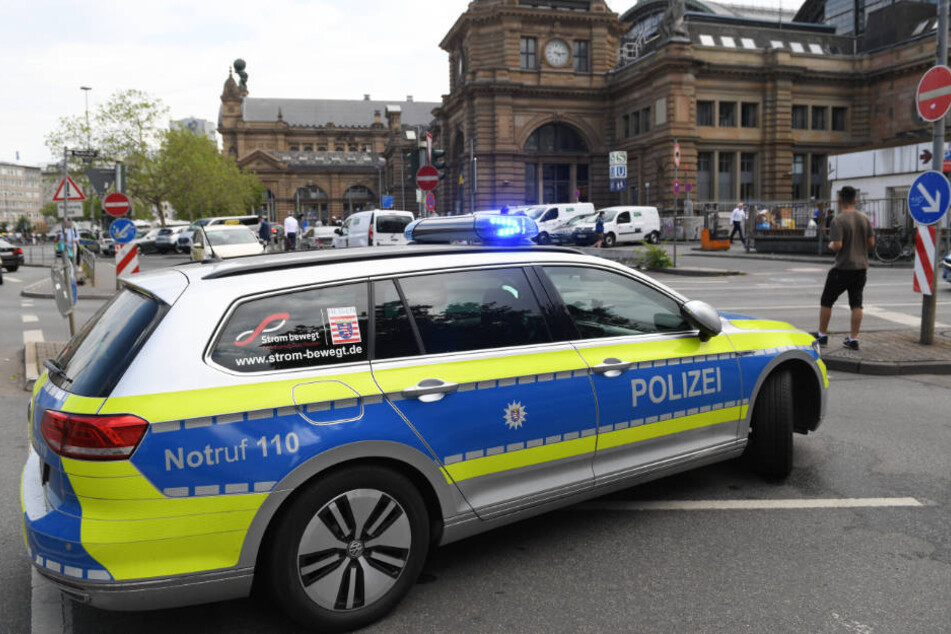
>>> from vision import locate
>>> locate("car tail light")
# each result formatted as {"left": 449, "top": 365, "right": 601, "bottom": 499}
{"left": 368, "top": 223, "right": 374, "bottom": 245}
{"left": 40, "top": 410, "right": 148, "bottom": 460}
{"left": 14, "top": 248, "right": 23, "bottom": 256}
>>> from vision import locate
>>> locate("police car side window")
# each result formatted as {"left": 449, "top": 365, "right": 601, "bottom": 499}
{"left": 373, "top": 280, "right": 421, "bottom": 360}
{"left": 211, "top": 282, "right": 369, "bottom": 372}
{"left": 543, "top": 266, "right": 689, "bottom": 338}
{"left": 399, "top": 268, "right": 550, "bottom": 355}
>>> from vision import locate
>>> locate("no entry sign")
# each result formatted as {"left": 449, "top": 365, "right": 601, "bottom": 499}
{"left": 916, "top": 65, "right": 951, "bottom": 122}
{"left": 103, "top": 192, "right": 131, "bottom": 217}
{"left": 416, "top": 165, "right": 439, "bottom": 191}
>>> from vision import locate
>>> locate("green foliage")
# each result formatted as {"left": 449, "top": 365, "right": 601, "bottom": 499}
{"left": 635, "top": 243, "right": 674, "bottom": 269}
{"left": 15, "top": 215, "right": 32, "bottom": 233}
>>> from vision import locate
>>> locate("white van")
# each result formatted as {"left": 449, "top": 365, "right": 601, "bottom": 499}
{"left": 523, "top": 203, "right": 595, "bottom": 244}
{"left": 594, "top": 206, "right": 661, "bottom": 246}
{"left": 332, "top": 210, "right": 415, "bottom": 248}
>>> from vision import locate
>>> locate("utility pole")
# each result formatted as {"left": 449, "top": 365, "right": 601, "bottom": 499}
{"left": 921, "top": 0, "right": 948, "bottom": 345}
{"left": 61, "top": 147, "right": 76, "bottom": 336}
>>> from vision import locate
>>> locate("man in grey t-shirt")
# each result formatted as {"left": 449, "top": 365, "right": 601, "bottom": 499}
{"left": 815, "top": 186, "right": 875, "bottom": 350}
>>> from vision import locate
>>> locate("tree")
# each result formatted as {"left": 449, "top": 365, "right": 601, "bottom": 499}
{"left": 15, "top": 215, "right": 32, "bottom": 235}
{"left": 156, "top": 128, "right": 263, "bottom": 222}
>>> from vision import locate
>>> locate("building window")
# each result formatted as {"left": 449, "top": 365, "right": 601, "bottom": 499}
{"left": 741, "top": 103, "right": 758, "bottom": 128}
{"left": 641, "top": 107, "right": 651, "bottom": 133}
{"left": 740, "top": 153, "right": 756, "bottom": 199}
{"left": 697, "top": 101, "right": 714, "bottom": 126}
{"left": 524, "top": 123, "right": 589, "bottom": 152}
{"left": 832, "top": 107, "right": 848, "bottom": 131}
{"left": 304, "top": 145, "right": 313, "bottom": 151}
{"left": 719, "top": 102, "right": 736, "bottom": 127}
{"left": 697, "top": 152, "right": 713, "bottom": 200}
{"left": 812, "top": 106, "right": 827, "bottom": 130}
{"left": 621, "top": 114, "right": 630, "bottom": 139}
{"left": 792, "top": 105, "right": 808, "bottom": 129}
{"left": 810, "top": 154, "right": 827, "bottom": 199}
{"left": 290, "top": 145, "right": 299, "bottom": 151}
{"left": 542, "top": 164, "right": 572, "bottom": 203}
{"left": 792, "top": 153, "right": 805, "bottom": 199}
{"left": 576, "top": 163, "right": 589, "bottom": 202}
{"left": 573, "top": 40, "right": 589, "bottom": 72}
{"left": 718, "top": 152, "right": 734, "bottom": 201}
{"left": 520, "top": 37, "right": 537, "bottom": 69}
{"left": 525, "top": 163, "right": 538, "bottom": 205}
{"left": 632, "top": 111, "right": 640, "bottom": 135}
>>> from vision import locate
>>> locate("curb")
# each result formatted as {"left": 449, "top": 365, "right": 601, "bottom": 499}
{"left": 824, "top": 357, "right": 951, "bottom": 375}
{"left": 680, "top": 248, "right": 914, "bottom": 268}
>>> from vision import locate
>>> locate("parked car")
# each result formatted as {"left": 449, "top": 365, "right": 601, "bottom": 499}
{"left": 191, "top": 224, "right": 266, "bottom": 261}
{"left": 300, "top": 226, "right": 336, "bottom": 249}
{"left": 78, "top": 230, "right": 100, "bottom": 254}
{"left": 178, "top": 215, "right": 261, "bottom": 253}
{"left": 22, "top": 212, "right": 826, "bottom": 632}
{"left": 563, "top": 206, "right": 661, "bottom": 247}
{"left": 522, "top": 203, "right": 595, "bottom": 244}
{"left": 155, "top": 226, "right": 187, "bottom": 254}
{"left": 0, "top": 238, "right": 24, "bottom": 272}
{"left": 550, "top": 212, "right": 598, "bottom": 245}
{"left": 133, "top": 228, "right": 161, "bottom": 254}
{"left": 332, "top": 210, "right": 414, "bottom": 248}
{"left": 943, "top": 250, "right": 950, "bottom": 284}
{"left": 100, "top": 237, "right": 116, "bottom": 257}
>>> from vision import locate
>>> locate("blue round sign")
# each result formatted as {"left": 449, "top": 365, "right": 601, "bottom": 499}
{"left": 908, "top": 170, "right": 951, "bottom": 226}
{"left": 110, "top": 218, "right": 137, "bottom": 244}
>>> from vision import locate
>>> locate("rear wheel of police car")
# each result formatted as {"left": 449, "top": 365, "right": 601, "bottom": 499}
{"left": 265, "top": 466, "right": 430, "bottom": 632}
{"left": 745, "top": 369, "right": 794, "bottom": 479}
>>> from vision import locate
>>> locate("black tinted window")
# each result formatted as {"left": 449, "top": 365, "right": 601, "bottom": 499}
{"left": 53, "top": 289, "right": 165, "bottom": 397}
{"left": 544, "top": 266, "right": 689, "bottom": 338}
{"left": 376, "top": 214, "right": 412, "bottom": 234}
{"left": 399, "top": 268, "right": 550, "bottom": 355}
{"left": 373, "top": 280, "right": 420, "bottom": 360}
{"left": 212, "top": 283, "right": 369, "bottom": 372}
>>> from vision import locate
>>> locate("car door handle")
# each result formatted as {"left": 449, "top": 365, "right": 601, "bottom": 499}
{"left": 401, "top": 378, "right": 459, "bottom": 402}
{"left": 591, "top": 357, "right": 634, "bottom": 378}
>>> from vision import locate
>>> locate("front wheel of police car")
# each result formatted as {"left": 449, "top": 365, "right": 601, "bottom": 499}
{"left": 265, "top": 466, "right": 430, "bottom": 632}
{"left": 745, "top": 368, "right": 794, "bottom": 478}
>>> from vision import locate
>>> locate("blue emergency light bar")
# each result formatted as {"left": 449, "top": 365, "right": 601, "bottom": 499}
{"left": 404, "top": 213, "right": 539, "bottom": 245}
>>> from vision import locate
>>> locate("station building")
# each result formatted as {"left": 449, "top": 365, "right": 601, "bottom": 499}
{"left": 221, "top": 0, "right": 947, "bottom": 220}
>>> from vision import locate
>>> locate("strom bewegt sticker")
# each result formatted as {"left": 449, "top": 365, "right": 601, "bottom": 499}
{"left": 327, "top": 307, "right": 362, "bottom": 345}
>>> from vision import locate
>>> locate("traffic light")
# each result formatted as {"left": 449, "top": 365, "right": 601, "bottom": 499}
{"left": 405, "top": 149, "right": 420, "bottom": 186}
{"left": 432, "top": 149, "right": 447, "bottom": 180}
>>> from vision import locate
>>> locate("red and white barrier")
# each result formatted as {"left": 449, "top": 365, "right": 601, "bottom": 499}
{"left": 116, "top": 243, "right": 140, "bottom": 277}
{"left": 913, "top": 225, "right": 937, "bottom": 295}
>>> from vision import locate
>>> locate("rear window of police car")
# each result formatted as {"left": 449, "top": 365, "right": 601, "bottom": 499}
{"left": 51, "top": 289, "right": 166, "bottom": 397}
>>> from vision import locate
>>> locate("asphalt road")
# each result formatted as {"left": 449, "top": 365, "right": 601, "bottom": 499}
{"left": 3, "top": 252, "right": 950, "bottom": 633}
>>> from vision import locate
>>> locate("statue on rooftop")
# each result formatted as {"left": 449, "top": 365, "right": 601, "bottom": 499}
{"left": 658, "top": 0, "right": 688, "bottom": 40}
{"left": 234, "top": 58, "right": 249, "bottom": 92}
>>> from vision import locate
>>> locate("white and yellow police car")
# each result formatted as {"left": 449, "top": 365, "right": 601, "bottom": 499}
{"left": 22, "top": 213, "right": 826, "bottom": 631}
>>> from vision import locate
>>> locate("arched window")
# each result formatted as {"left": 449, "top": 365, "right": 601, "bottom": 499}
{"left": 304, "top": 145, "right": 313, "bottom": 152}
{"left": 524, "top": 123, "right": 588, "bottom": 152}
{"left": 297, "top": 186, "right": 329, "bottom": 225}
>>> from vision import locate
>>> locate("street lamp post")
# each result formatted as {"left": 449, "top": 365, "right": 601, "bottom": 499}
{"left": 80, "top": 87, "right": 92, "bottom": 148}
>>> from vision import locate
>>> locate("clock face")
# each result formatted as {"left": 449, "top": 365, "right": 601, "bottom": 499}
{"left": 545, "top": 39, "right": 570, "bottom": 67}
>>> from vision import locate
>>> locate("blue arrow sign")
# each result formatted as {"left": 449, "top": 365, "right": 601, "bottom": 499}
{"left": 908, "top": 170, "right": 950, "bottom": 226}
{"left": 110, "top": 218, "right": 137, "bottom": 244}
{"left": 609, "top": 178, "right": 627, "bottom": 192}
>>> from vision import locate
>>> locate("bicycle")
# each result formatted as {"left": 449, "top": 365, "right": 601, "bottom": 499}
{"left": 873, "top": 226, "right": 914, "bottom": 263}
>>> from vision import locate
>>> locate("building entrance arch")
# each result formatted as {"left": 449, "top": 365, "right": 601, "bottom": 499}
{"left": 522, "top": 122, "right": 591, "bottom": 205}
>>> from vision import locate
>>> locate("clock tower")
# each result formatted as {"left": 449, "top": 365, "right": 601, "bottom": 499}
{"left": 437, "top": 0, "right": 621, "bottom": 213}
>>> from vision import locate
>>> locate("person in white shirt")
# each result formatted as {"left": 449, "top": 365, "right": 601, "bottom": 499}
{"left": 284, "top": 214, "right": 300, "bottom": 250}
{"left": 730, "top": 202, "right": 747, "bottom": 247}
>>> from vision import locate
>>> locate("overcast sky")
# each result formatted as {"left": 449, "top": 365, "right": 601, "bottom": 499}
{"left": 0, "top": 0, "right": 796, "bottom": 167}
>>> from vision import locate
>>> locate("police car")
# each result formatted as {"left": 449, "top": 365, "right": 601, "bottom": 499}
{"left": 22, "top": 213, "right": 826, "bottom": 632}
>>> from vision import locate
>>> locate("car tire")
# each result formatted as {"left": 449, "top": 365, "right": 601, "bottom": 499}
{"left": 745, "top": 368, "right": 794, "bottom": 479}
{"left": 6, "top": 265, "right": 18, "bottom": 272}
{"left": 647, "top": 231, "right": 660, "bottom": 245}
{"left": 265, "top": 466, "right": 429, "bottom": 632}
{"left": 603, "top": 233, "right": 616, "bottom": 248}
{"left": 536, "top": 232, "right": 551, "bottom": 245}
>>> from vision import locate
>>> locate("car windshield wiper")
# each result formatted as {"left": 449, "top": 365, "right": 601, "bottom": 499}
{"left": 43, "top": 358, "right": 73, "bottom": 385}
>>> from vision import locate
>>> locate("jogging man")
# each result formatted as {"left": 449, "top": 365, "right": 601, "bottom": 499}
{"left": 815, "top": 186, "right": 874, "bottom": 351}
{"left": 730, "top": 202, "right": 747, "bottom": 247}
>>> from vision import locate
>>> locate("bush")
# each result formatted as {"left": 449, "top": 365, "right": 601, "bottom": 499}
{"left": 636, "top": 243, "right": 673, "bottom": 269}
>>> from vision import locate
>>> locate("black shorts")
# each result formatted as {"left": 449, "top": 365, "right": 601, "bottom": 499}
{"left": 820, "top": 268, "right": 867, "bottom": 309}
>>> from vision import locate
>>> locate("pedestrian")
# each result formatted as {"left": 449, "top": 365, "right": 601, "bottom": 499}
{"left": 283, "top": 213, "right": 300, "bottom": 251}
{"left": 730, "top": 201, "right": 747, "bottom": 247}
{"left": 815, "top": 185, "right": 875, "bottom": 351}
{"left": 57, "top": 218, "right": 80, "bottom": 264}
{"left": 592, "top": 210, "right": 606, "bottom": 248}
{"left": 258, "top": 215, "right": 270, "bottom": 251}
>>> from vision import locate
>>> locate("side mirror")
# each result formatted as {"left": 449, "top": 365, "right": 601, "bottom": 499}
{"left": 681, "top": 300, "right": 722, "bottom": 342}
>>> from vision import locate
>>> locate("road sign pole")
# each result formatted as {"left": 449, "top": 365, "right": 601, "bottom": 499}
{"left": 922, "top": 0, "right": 948, "bottom": 345}
{"left": 60, "top": 146, "right": 75, "bottom": 337}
